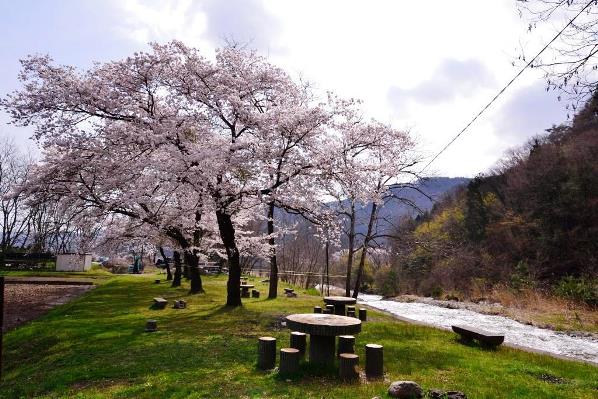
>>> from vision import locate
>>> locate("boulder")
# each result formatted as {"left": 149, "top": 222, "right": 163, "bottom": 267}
{"left": 428, "top": 389, "right": 467, "bottom": 399}
{"left": 388, "top": 381, "right": 423, "bottom": 399}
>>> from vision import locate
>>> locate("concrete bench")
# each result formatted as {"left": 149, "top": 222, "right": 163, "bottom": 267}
{"left": 153, "top": 297, "right": 168, "bottom": 309}
{"left": 452, "top": 325, "right": 504, "bottom": 347}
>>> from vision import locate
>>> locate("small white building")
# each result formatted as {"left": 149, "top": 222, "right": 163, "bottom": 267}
{"left": 56, "top": 253, "right": 93, "bottom": 272}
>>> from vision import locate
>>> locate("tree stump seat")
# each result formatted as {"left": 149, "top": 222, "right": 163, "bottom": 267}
{"left": 173, "top": 299, "right": 186, "bottom": 309}
{"left": 279, "top": 348, "right": 300, "bottom": 375}
{"left": 358, "top": 308, "right": 367, "bottom": 321}
{"left": 290, "top": 331, "right": 307, "bottom": 358}
{"left": 452, "top": 325, "right": 504, "bottom": 347}
{"left": 153, "top": 297, "right": 168, "bottom": 309}
{"left": 257, "top": 337, "right": 277, "bottom": 370}
{"left": 365, "top": 343, "right": 384, "bottom": 379}
{"left": 339, "top": 353, "right": 359, "bottom": 381}
{"left": 337, "top": 335, "right": 355, "bottom": 357}
{"left": 145, "top": 319, "right": 158, "bottom": 332}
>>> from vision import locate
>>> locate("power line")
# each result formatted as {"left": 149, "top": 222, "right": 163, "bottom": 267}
{"left": 418, "top": 0, "right": 595, "bottom": 175}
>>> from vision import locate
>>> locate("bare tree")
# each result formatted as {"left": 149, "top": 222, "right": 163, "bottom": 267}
{"left": 0, "top": 138, "right": 33, "bottom": 252}
{"left": 518, "top": 0, "right": 598, "bottom": 108}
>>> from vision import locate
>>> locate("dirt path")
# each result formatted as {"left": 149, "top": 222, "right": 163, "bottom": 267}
{"left": 2, "top": 284, "right": 94, "bottom": 332}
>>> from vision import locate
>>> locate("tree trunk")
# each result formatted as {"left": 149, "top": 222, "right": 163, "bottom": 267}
{"left": 172, "top": 251, "right": 182, "bottom": 287}
{"left": 325, "top": 239, "right": 330, "bottom": 296}
{"left": 216, "top": 209, "right": 242, "bottom": 306}
{"left": 159, "top": 246, "right": 172, "bottom": 281}
{"left": 345, "top": 201, "right": 356, "bottom": 297}
{"left": 267, "top": 202, "right": 278, "bottom": 299}
{"left": 184, "top": 250, "right": 204, "bottom": 294}
{"left": 352, "top": 202, "right": 377, "bottom": 298}
{"left": 183, "top": 262, "right": 190, "bottom": 280}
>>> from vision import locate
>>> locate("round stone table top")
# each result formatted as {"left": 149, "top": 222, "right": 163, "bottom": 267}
{"left": 323, "top": 296, "right": 357, "bottom": 305}
{"left": 240, "top": 284, "right": 255, "bottom": 289}
{"left": 285, "top": 313, "right": 361, "bottom": 336}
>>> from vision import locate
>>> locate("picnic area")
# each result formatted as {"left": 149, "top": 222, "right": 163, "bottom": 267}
{"left": 0, "top": 272, "right": 596, "bottom": 399}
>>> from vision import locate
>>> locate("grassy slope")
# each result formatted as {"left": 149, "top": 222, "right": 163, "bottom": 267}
{"left": 1, "top": 274, "right": 596, "bottom": 399}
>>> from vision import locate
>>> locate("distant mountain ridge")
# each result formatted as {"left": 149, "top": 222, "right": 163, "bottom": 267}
{"left": 353, "top": 177, "right": 470, "bottom": 237}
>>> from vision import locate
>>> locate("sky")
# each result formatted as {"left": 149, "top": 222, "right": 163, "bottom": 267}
{"left": 0, "top": 0, "right": 571, "bottom": 177}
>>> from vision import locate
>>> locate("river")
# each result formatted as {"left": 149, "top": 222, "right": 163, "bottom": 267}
{"left": 356, "top": 294, "right": 598, "bottom": 365}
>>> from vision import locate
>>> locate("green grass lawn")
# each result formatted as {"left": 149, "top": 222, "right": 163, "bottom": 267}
{"left": 1, "top": 274, "right": 597, "bottom": 398}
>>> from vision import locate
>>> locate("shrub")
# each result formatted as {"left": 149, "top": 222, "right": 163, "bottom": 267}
{"left": 554, "top": 276, "right": 598, "bottom": 306}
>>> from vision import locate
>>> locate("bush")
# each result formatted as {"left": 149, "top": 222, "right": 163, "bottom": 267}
{"left": 510, "top": 260, "right": 533, "bottom": 291}
{"left": 373, "top": 266, "right": 400, "bottom": 297}
{"left": 554, "top": 276, "right": 598, "bottom": 306}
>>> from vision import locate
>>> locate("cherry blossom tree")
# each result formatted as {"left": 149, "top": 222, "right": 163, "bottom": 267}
{"left": 2, "top": 42, "right": 337, "bottom": 305}
{"left": 321, "top": 101, "right": 422, "bottom": 297}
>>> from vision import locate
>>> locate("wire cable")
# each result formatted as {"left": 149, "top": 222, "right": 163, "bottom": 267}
{"left": 418, "top": 0, "right": 595, "bottom": 174}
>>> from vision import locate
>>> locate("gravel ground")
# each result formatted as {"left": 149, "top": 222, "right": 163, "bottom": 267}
{"left": 2, "top": 284, "right": 94, "bottom": 332}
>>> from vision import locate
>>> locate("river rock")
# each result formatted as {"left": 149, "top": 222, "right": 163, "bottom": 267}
{"left": 428, "top": 389, "right": 467, "bottom": 399}
{"left": 388, "top": 381, "right": 423, "bottom": 398}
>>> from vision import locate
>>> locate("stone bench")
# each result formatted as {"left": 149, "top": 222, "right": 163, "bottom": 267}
{"left": 452, "top": 325, "right": 504, "bottom": 347}
{"left": 153, "top": 297, "right": 168, "bottom": 309}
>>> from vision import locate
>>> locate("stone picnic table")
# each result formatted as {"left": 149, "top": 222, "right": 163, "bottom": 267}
{"left": 240, "top": 284, "right": 254, "bottom": 297}
{"left": 285, "top": 313, "right": 361, "bottom": 366}
{"left": 323, "top": 296, "right": 357, "bottom": 315}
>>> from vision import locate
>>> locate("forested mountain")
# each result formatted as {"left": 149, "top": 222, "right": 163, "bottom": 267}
{"left": 389, "top": 94, "right": 598, "bottom": 305}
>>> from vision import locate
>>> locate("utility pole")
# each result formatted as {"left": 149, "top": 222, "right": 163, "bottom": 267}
{"left": 325, "top": 240, "right": 330, "bottom": 296}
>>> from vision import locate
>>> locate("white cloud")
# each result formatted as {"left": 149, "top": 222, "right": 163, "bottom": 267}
{"left": 0, "top": 0, "right": 574, "bottom": 177}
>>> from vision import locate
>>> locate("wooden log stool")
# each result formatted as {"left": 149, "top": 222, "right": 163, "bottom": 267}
{"left": 337, "top": 335, "right": 355, "bottom": 357}
{"left": 339, "top": 353, "right": 359, "bottom": 381}
{"left": 313, "top": 306, "right": 322, "bottom": 313}
{"left": 251, "top": 289, "right": 260, "bottom": 298}
{"left": 347, "top": 305, "right": 355, "bottom": 313}
{"left": 347, "top": 309, "right": 356, "bottom": 318}
{"left": 365, "top": 343, "right": 384, "bottom": 379}
{"left": 145, "top": 319, "right": 157, "bottom": 332}
{"left": 359, "top": 308, "right": 367, "bottom": 321}
{"left": 324, "top": 304, "right": 335, "bottom": 314}
{"left": 290, "top": 331, "right": 307, "bottom": 359}
{"left": 173, "top": 300, "right": 186, "bottom": 309}
{"left": 279, "top": 348, "right": 300, "bottom": 375}
{"left": 257, "top": 336, "right": 277, "bottom": 370}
